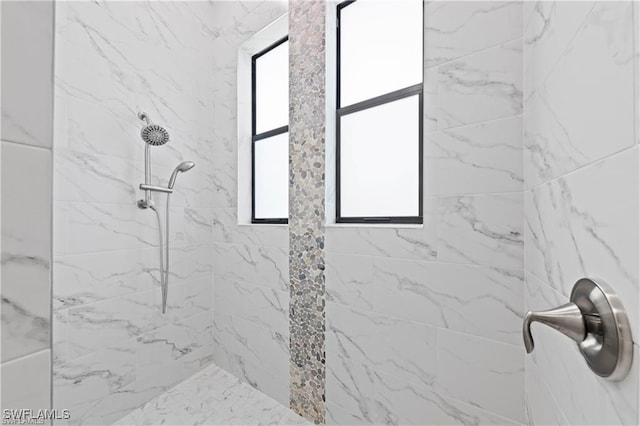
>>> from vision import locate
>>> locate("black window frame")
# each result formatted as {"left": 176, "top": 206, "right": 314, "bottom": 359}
{"left": 336, "top": 0, "right": 424, "bottom": 225}
{"left": 251, "top": 35, "right": 289, "bottom": 225}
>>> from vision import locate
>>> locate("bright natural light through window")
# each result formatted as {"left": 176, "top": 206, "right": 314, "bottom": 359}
{"left": 252, "top": 37, "right": 289, "bottom": 223}
{"left": 337, "top": 0, "right": 423, "bottom": 224}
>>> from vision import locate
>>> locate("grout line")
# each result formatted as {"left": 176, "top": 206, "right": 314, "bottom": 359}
{"left": 424, "top": 113, "right": 523, "bottom": 135}
{"left": 424, "top": 35, "right": 524, "bottom": 72}
{"left": 525, "top": 144, "right": 638, "bottom": 192}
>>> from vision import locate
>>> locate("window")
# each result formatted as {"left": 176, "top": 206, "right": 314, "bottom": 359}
{"left": 336, "top": 0, "right": 423, "bottom": 224}
{"left": 252, "top": 36, "right": 289, "bottom": 224}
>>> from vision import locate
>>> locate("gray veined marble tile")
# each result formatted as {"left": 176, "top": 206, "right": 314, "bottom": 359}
{"left": 438, "top": 38, "right": 522, "bottom": 129}
{"left": 136, "top": 311, "right": 213, "bottom": 381}
{"left": 424, "top": 1, "right": 522, "bottom": 69}
{"left": 524, "top": 147, "right": 639, "bottom": 341}
{"left": 213, "top": 311, "right": 289, "bottom": 380}
{"left": 66, "top": 291, "right": 156, "bottom": 358}
{"left": 426, "top": 115, "right": 523, "bottom": 196}
{"left": 1, "top": 142, "right": 52, "bottom": 362}
{"left": 214, "top": 242, "right": 289, "bottom": 292}
{"left": 53, "top": 249, "right": 157, "bottom": 311}
{"left": 66, "top": 202, "right": 159, "bottom": 254}
{"left": 437, "top": 329, "right": 524, "bottom": 423}
{"left": 437, "top": 193, "right": 524, "bottom": 269}
{"left": 523, "top": 1, "right": 596, "bottom": 99}
{"left": 325, "top": 209, "right": 438, "bottom": 261}
{"left": 374, "top": 370, "right": 520, "bottom": 426}
{"left": 372, "top": 258, "right": 523, "bottom": 345}
{"left": 1, "top": 1, "right": 54, "bottom": 148}
{"left": 525, "top": 355, "right": 569, "bottom": 426}
{"left": 326, "top": 252, "right": 374, "bottom": 311}
{"left": 213, "top": 207, "right": 289, "bottom": 248}
{"left": 214, "top": 279, "right": 289, "bottom": 333}
{"left": 424, "top": 67, "right": 439, "bottom": 133}
{"left": 115, "top": 364, "right": 307, "bottom": 426}
{"left": 523, "top": 2, "right": 634, "bottom": 188}
{"left": 327, "top": 302, "right": 437, "bottom": 387}
{"left": 1, "top": 350, "right": 51, "bottom": 412}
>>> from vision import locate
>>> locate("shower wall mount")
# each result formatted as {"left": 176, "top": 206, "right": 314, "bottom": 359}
{"left": 136, "top": 112, "right": 195, "bottom": 313}
{"left": 523, "top": 278, "right": 633, "bottom": 381}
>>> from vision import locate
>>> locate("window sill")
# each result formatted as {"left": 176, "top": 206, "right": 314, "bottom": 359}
{"left": 324, "top": 222, "right": 423, "bottom": 229}
{"left": 237, "top": 222, "right": 288, "bottom": 228}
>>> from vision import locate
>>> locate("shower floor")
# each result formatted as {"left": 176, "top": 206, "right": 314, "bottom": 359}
{"left": 113, "top": 364, "right": 310, "bottom": 426}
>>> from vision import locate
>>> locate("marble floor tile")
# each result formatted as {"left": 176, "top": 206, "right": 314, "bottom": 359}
{"left": 113, "top": 363, "right": 309, "bottom": 426}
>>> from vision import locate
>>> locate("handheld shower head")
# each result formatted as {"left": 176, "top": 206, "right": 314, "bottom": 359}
{"left": 168, "top": 161, "right": 195, "bottom": 189}
{"left": 138, "top": 112, "right": 170, "bottom": 146}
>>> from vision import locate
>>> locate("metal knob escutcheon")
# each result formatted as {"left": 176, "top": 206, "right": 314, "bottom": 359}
{"left": 523, "top": 278, "right": 633, "bottom": 381}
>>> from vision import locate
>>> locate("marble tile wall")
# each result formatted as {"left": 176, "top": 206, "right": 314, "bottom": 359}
{"left": 325, "top": 1, "right": 525, "bottom": 424}
{"left": 524, "top": 2, "right": 640, "bottom": 424}
{"left": 208, "top": 0, "right": 291, "bottom": 408}
{"left": 52, "top": 2, "right": 219, "bottom": 423}
{"left": 1, "top": 0, "right": 54, "bottom": 414}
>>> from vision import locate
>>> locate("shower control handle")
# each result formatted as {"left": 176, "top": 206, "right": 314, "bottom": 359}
{"left": 523, "top": 278, "right": 633, "bottom": 381}
{"left": 523, "top": 302, "right": 586, "bottom": 353}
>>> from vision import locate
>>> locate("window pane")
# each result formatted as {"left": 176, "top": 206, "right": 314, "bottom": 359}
{"left": 340, "top": 0, "right": 422, "bottom": 107}
{"left": 254, "top": 132, "right": 289, "bottom": 219}
{"left": 340, "top": 95, "right": 420, "bottom": 217}
{"left": 255, "top": 41, "right": 289, "bottom": 134}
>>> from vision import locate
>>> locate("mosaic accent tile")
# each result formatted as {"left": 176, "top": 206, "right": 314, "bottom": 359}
{"left": 288, "top": 1, "right": 326, "bottom": 423}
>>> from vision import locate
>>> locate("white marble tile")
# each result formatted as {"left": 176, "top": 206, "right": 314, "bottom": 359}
{"left": 426, "top": 116, "right": 523, "bottom": 196}
{"left": 326, "top": 402, "right": 371, "bottom": 426}
{"left": 65, "top": 96, "right": 140, "bottom": 160}
{"left": 66, "top": 202, "right": 158, "bottom": 254}
{"left": 438, "top": 193, "right": 524, "bottom": 269}
{"left": 525, "top": 358, "right": 569, "bottom": 426}
{"left": 523, "top": 2, "right": 634, "bottom": 187}
{"left": 137, "top": 311, "right": 213, "bottom": 382}
{"left": 326, "top": 252, "right": 374, "bottom": 311}
{"left": 325, "top": 220, "right": 437, "bottom": 261}
{"left": 373, "top": 258, "right": 523, "bottom": 345}
{"left": 213, "top": 312, "right": 289, "bottom": 379}
{"left": 425, "top": 1, "right": 522, "bottom": 69}
{"left": 1, "top": 1, "right": 54, "bottom": 147}
{"left": 523, "top": 1, "right": 596, "bottom": 99}
{"left": 437, "top": 330, "right": 524, "bottom": 423}
{"left": 153, "top": 278, "right": 212, "bottom": 325}
{"left": 53, "top": 249, "right": 156, "bottom": 311}
{"left": 214, "top": 243, "right": 288, "bottom": 292}
{"left": 438, "top": 38, "right": 522, "bottom": 129}
{"left": 54, "top": 148, "right": 139, "bottom": 204}
{"left": 524, "top": 147, "right": 639, "bottom": 340}
{"left": 524, "top": 272, "right": 638, "bottom": 426}
{"left": 325, "top": 338, "right": 377, "bottom": 422}
{"left": 53, "top": 339, "right": 138, "bottom": 426}
{"left": 213, "top": 207, "right": 289, "bottom": 248}
{"left": 1, "top": 142, "right": 51, "bottom": 362}
{"left": 54, "top": 202, "right": 69, "bottom": 256}
{"left": 424, "top": 67, "right": 439, "bottom": 133}
{"left": 214, "top": 279, "right": 288, "bottom": 333}
{"left": 212, "top": 341, "right": 290, "bottom": 408}
{"left": 1, "top": 350, "right": 51, "bottom": 412}
{"left": 374, "top": 370, "right": 519, "bottom": 426}
{"left": 168, "top": 244, "right": 214, "bottom": 287}
{"left": 66, "top": 291, "right": 156, "bottom": 358}
{"left": 116, "top": 363, "right": 307, "bottom": 426}
{"left": 327, "top": 302, "right": 437, "bottom": 387}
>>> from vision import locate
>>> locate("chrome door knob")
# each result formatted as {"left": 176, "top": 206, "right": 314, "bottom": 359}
{"left": 523, "top": 278, "right": 633, "bottom": 381}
